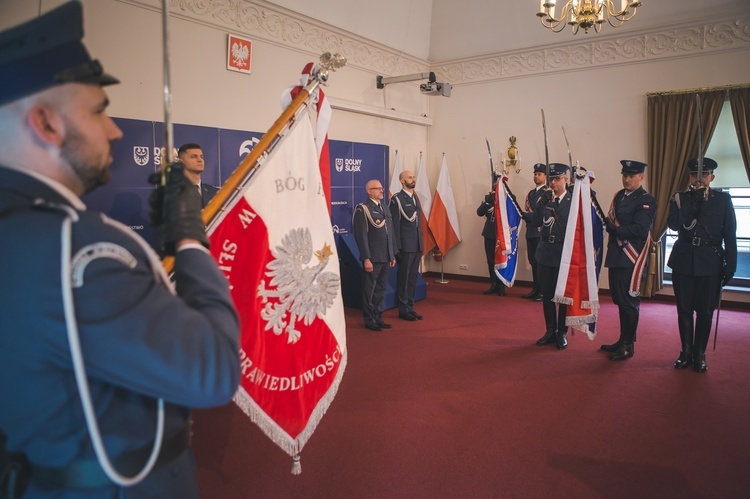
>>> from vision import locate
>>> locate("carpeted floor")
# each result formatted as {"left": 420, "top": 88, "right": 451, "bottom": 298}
{"left": 193, "top": 279, "right": 750, "bottom": 498}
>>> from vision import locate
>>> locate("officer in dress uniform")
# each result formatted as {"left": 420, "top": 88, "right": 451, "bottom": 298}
{"left": 601, "top": 160, "right": 656, "bottom": 361}
{"left": 477, "top": 191, "right": 506, "bottom": 296}
{"left": 0, "top": 3, "right": 240, "bottom": 497}
{"left": 389, "top": 170, "right": 425, "bottom": 321}
{"left": 534, "top": 163, "right": 572, "bottom": 350}
{"left": 520, "top": 163, "right": 547, "bottom": 301}
{"left": 667, "top": 158, "right": 737, "bottom": 373}
{"left": 353, "top": 179, "right": 397, "bottom": 331}
{"left": 178, "top": 143, "right": 219, "bottom": 207}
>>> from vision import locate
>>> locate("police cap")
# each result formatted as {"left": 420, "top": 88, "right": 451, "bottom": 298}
{"left": 687, "top": 157, "right": 718, "bottom": 173}
{"left": 533, "top": 163, "right": 547, "bottom": 174}
{"left": 548, "top": 163, "right": 570, "bottom": 178}
{"left": 0, "top": 1, "right": 118, "bottom": 107}
{"left": 620, "top": 160, "right": 647, "bottom": 175}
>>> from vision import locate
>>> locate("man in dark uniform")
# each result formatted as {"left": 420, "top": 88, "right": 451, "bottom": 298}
{"left": 477, "top": 190, "right": 506, "bottom": 296}
{"left": 601, "top": 160, "right": 656, "bottom": 361}
{"left": 353, "top": 179, "right": 397, "bottom": 331}
{"left": 0, "top": 3, "right": 240, "bottom": 497}
{"left": 520, "top": 163, "right": 547, "bottom": 301}
{"left": 667, "top": 158, "right": 737, "bottom": 373}
{"left": 534, "top": 163, "right": 572, "bottom": 350}
{"left": 178, "top": 142, "right": 219, "bottom": 207}
{"left": 389, "top": 170, "right": 424, "bottom": 321}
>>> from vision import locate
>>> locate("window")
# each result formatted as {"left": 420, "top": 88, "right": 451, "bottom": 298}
{"left": 663, "top": 100, "right": 750, "bottom": 288}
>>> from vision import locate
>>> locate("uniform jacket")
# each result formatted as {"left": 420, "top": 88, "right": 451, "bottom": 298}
{"left": 476, "top": 198, "right": 495, "bottom": 239}
{"left": 389, "top": 190, "right": 423, "bottom": 253}
{"left": 534, "top": 190, "right": 572, "bottom": 266}
{"left": 199, "top": 182, "right": 219, "bottom": 207}
{"left": 353, "top": 198, "right": 396, "bottom": 263}
{"left": 667, "top": 188, "right": 737, "bottom": 277}
{"left": 522, "top": 186, "right": 545, "bottom": 240}
{"left": 0, "top": 165, "right": 239, "bottom": 497}
{"left": 604, "top": 187, "right": 656, "bottom": 268}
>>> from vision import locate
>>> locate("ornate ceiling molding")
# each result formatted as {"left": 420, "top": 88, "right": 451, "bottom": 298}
{"left": 433, "top": 17, "right": 750, "bottom": 85}
{"left": 116, "top": 0, "right": 429, "bottom": 77}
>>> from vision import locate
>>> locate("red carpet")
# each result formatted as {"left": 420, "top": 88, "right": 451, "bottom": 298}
{"left": 193, "top": 279, "right": 750, "bottom": 498}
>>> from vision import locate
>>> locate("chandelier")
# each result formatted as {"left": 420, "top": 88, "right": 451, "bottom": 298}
{"left": 536, "top": 1, "right": 642, "bottom": 34}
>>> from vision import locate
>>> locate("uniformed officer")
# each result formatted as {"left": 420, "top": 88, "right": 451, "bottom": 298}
{"left": 534, "top": 163, "right": 572, "bottom": 349}
{"left": 520, "top": 163, "right": 548, "bottom": 301}
{"left": 601, "top": 160, "right": 656, "bottom": 361}
{"left": 477, "top": 191, "right": 506, "bottom": 296}
{"left": 389, "top": 170, "right": 425, "bottom": 321}
{"left": 353, "top": 179, "right": 397, "bottom": 331}
{"left": 667, "top": 158, "right": 737, "bottom": 373}
{"left": 177, "top": 143, "right": 219, "bottom": 207}
{"left": 0, "top": 3, "right": 240, "bottom": 497}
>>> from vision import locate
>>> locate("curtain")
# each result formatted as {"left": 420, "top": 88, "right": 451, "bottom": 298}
{"left": 643, "top": 89, "right": 725, "bottom": 297}
{"left": 729, "top": 87, "right": 750, "bottom": 183}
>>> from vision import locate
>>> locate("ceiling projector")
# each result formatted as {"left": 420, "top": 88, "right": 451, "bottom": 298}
{"left": 420, "top": 82, "right": 452, "bottom": 97}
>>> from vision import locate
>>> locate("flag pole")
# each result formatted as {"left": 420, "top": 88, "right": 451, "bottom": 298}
{"left": 435, "top": 258, "right": 449, "bottom": 284}
{"left": 162, "top": 52, "right": 346, "bottom": 272}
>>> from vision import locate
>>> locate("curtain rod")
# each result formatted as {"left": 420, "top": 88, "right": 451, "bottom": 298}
{"left": 647, "top": 83, "right": 750, "bottom": 97}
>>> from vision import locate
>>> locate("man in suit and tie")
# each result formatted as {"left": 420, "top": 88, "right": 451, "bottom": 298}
{"left": 534, "top": 163, "right": 572, "bottom": 350}
{"left": 389, "top": 170, "right": 424, "bottom": 321}
{"left": 600, "top": 160, "right": 656, "bottom": 361}
{"left": 353, "top": 179, "right": 397, "bottom": 331}
{"left": 178, "top": 143, "right": 219, "bottom": 207}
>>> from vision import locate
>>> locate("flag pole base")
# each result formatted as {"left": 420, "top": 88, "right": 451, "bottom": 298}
{"left": 435, "top": 259, "right": 449, "bottom": 284}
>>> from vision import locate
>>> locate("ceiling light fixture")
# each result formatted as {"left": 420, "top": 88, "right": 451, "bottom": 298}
{"left": 536, "top": 0, "right": 642, "bottom": 34}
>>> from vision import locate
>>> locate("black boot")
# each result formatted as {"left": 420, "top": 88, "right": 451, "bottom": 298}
{"left": 556, "top": 329, "right": 568, "bottom": 350}
{"left": 601, "top": 311, "right": 626, "bottom": 352}
{"left": 483, "top": 284, "right": 498, "bottom": 295}
{"left": 674, "top": 315, "right": 694, "bottom": 369}
{"left": 693, "top": 316, "right": 711, "bottom": 373}
{"left": 497, "top": 283, "right": 506, "bottom": 296}
{"left": 610, "top": 316, "right": 636, "bottom": 361}
{"left": 536, "top": 330, "right": 556, "bottom": 346}
{"left": 521, "top": 289, "right": 539, "bottom": 299}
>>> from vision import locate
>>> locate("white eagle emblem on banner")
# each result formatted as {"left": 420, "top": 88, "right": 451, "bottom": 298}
{"left": 133, "top": 146, "right": 149, "bottom": 166}
{"left": 258, "top": 227, "right": 341, "bottom": 344}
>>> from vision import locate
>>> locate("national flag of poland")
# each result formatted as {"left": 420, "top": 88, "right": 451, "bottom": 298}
{"left": 428, "top": 155, "right": 461, "bottom": 255}
{"left": 553, "top": 170, "right": 599, "bottom": 339}
{"left": 388, "top": 150, "right": 404, "bottom": 199}
{"left": 206, "top": 110, "right": 346, "bottom": 473}
{"left": 414, "top": 153, "right": 436, "bottom": 255}
{"left": 281, "top": 62, "right": 332, "bottom": 214}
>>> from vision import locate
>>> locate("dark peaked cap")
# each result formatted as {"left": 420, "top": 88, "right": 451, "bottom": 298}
{"left": 0, "top": 0, "right": 118, "bottom": 107}
{"left": 620, "top": 160, "right": 647, "bottom": 175}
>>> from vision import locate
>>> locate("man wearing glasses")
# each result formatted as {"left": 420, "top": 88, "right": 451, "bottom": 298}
{"left": 353, "top": 180, "right": 397, "bottom": 331}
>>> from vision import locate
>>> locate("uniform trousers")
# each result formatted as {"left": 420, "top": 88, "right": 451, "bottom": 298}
{"left": 361, "top": 262, "right": 390, "bottom": 327}
{"left": 484, "top": 237, "right": 502, "bottom": 288}
{"left": 395, "top": 251, "right": 420, "bottom": 316}
{"left": 538, "top": 262, "right": 567, "bottom": 333}
{"left": 526, "top": 237, "right": 540, "bottom": 291}
{"left": 672, "top": 272, "right": 721, "bottom": 350}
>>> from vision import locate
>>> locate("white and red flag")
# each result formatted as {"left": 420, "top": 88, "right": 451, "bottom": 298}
{"left": 207, "top": 98, "right": 346, "bottom": 474}
{"left": 281, "top": 62, "right": 333, "bottom": 213}
{"left": 493, "top": 175, "right": 521, "bottom": 286}
{"left": 414, "top": 152, "right": 437, "bottom": 255}
{"left": 553, "top": 170, "right": 599, "bottom": 339}
{"left": 429, "top": 155, "right": 462, "bottom": 255}
{"left": 388, "top": 150, "right": 404, "bottom": 199}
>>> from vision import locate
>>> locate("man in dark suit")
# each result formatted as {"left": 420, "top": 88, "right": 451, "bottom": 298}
{"left": 601, "top": 160, "right": 656, "bottom": 361}
{"left": 353, "top": 179, "right": 397, "bottom": 331}
{"left": 178, "top": 143, "right": 219, "bottom": 207}
{"left": 389, "top": 170, "right": 424, "bottom": 321}
{"left": 477, "top": 191, "right": 506, "bottom": 296}
{"left": 0, "top": 4, "right": 239, "bottom": 497}
{"left": 667, "top": 158, "right": 737, "bottom": 373}
{"left": 534, "top": 163, "right": 572, "bottom": 350}
{"left": 520, "top": 163, "right": 547, "bottom": 301}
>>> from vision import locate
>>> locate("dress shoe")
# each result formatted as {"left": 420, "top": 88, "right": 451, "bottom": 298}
{"left": 674, "top": 350, "right": 692, "bottom": 369}
{"left": 556, "top": 331, "right": 568, "bottom": 350}
{"left": 398, "top": 313, "right": 417, "bottom": 321}
{"left": 410, "top": 311, "right": 423, "bottom": 320}
{"left": 536, "top": 331, "right": 556, "bottom": 346}
{"left": 610, "top": 343, "right": 634, "bottom": 361}
{"left": 521, "top": 290, "right": 539, "bottom": 299}
{"left": 533, "top": 295, "right": 543, "bottom": 302}
{"left": 600, "top": 341, "right": 621, "bottom": 353}
{"left": 483, "top": 285, "right": 498, "bottom": 295}
{"left": 377, "top": 321, "right": 392, "bottom": 329}
{"left": 364, "top": 323, "right": 381, "bottom": 331}
{"left": 497, "top": 288, "right": 506, "bottom": 296}
{"left": 693, "top": 352, "right": 707, "bottom": 373}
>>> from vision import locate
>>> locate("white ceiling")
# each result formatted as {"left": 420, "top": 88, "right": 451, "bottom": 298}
{"left": 269, "top": 0, "right": 750, "bottom": 62}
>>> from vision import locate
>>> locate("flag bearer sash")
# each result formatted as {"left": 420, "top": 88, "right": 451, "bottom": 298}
{"left": 607, "top": 190, "right": 651, "bottom": 297}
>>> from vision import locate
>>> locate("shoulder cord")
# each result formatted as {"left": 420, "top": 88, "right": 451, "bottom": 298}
{"left": 356, "top": 203, "right": 386, "bottom": 231}
{"left": 392, "top": 195, "right": 417, "bottom": 223}
{"left": 57, "top": 203, "right": 164, "bottom": 487}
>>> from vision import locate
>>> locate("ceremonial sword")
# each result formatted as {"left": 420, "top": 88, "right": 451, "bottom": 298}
{"left": 541, "top": 109, "right": 550, "bottom": 188}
